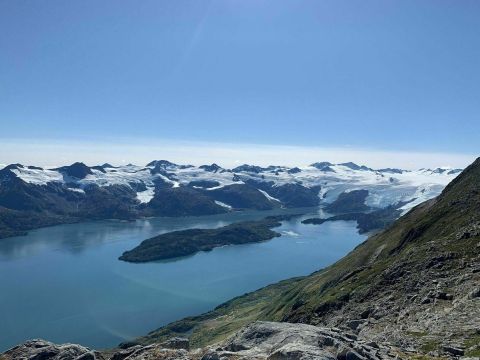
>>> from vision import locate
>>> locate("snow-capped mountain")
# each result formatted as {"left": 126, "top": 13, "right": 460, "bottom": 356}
{"left": 0, "top": 160, "right": 461, "bottom": 239}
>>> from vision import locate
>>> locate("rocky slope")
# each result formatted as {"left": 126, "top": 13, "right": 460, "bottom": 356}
{"left": 1, "top": 322, "right": 402, "bottom": 359}
{"left": 0, "top": 160, "right": 458, "bottom": 239}
{"left": 130, "top": 157, "right": 480, "bottom": 358}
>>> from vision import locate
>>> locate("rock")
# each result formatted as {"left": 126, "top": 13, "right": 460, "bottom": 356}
{"left": 207, "top": 322, "right": 395, "bottom": 360}
{"left": 111, "top": 344, "right": 190, "bottom": 360}
{"left": 346, "top": 320, "right": 365, "bottom": 331}
{"left": 337, "top": 348, "right": 366, "bottom": 360}
{"left": 365, "top": 341, "right": 379, "bottom": 349}
{"left": 442, "top": 345, "right": 464, "bottom": 356}
{"left": 318, "top": 335, "right": 337, "bottom": 347}
{"left": 359, "top": 308, "right": 373, "bottom": 319}
{"left": 1, "top": 340, "right": 192, "bottom": 360}
{"left": 345, "top": 350, "right": 366, "bottom": 360}
{"left": 201, "top": 351, "right": 221, "bottom": 360}
{"left": 456, "top": 222, "right": 480, "bottom": 240}
{"left": 76, "top": 353, "right": 98, "bottom": 360}
{"left": 469, "top": 287, "right": 480, "bottom": 299}
{"left": 0, "top": 339, "right": 103, "bottom": 360}
{"left": 267, "top": 344, "right": 336, "bottom": 360}
{"left": 343, "top": 333, "right": 358, "bottom": 341}
{"left": 160, "top": 337, "right": 189, "bottom": 350}
{"left": 436, "top": 292, "right": 454, "bottom": 300}
{"left": 110, "top": 346, "right": 144, "bottom": 360}
{"left": 420, "top": 296, "right": 431, "bottom": 304}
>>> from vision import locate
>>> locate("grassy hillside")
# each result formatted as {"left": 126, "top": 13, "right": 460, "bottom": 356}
{"left": 133, "top": 158, "right": 480, "bottom": 357}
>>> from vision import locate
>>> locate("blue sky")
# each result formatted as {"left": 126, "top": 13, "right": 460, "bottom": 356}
{"left": 0, "top": 0, "right": 478, "bottom": 166}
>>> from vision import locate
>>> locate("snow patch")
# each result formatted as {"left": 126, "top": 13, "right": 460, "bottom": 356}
{"left": 258, "top": 189, "right": 281, "bottom": 203}
{"left": 12, "top": 168, "right": 63, "bottom": 185}
{"left": 136, "top": 187, "right": 155, "bottom": 204}
{"left": 205, "top": 184, "right": 228, "bottom": 190}
{"left": 67, "top": 188, "right": 85, "bottom": 194}
{"left": 397, "top": 183, "right": 444, "bottom": 215}
{"left": 215, "top": 200, "right": 232, "bottom": 210}
{"left": 281, "top": 230, "right": 300, "bottom": 237}
{"left": 4, "top": 160, "right": 460, "bottom": 214}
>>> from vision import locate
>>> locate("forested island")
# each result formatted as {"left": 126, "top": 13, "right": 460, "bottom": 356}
{"left": 119, "top": 216, "right": 294, "bottom": 262}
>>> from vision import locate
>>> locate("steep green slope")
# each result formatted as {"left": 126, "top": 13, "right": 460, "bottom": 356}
{"left": 134, "top": 158, "right": 480, "bottom": 357}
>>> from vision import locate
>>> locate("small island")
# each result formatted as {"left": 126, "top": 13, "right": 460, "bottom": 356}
{"left": 302, "top": 206, "right": 402, "bottom": 234}
{"left": 119, "top": 216, "right": 293, "bottom": 263}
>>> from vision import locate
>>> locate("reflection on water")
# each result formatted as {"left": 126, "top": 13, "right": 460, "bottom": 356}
{"left": 0, "top": 207, "right": 365, "bottom": 351}
{"left": 0, "top": 208, "right": 303, "bottom": 260}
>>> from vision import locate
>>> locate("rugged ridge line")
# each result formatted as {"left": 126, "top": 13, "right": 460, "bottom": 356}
{"left": 0, "top": 160, "right": 458, "bottom": 239}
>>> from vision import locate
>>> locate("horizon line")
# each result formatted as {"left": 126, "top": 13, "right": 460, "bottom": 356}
{"left": 0, "top": 137, "right": 476, "bottom": 171}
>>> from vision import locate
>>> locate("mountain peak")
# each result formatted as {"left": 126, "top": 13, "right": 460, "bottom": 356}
{"left": 2, "top": 163, "right": 24, "bottom": 171}
{"left": 232, "top": 164, "right": 266, "bottom": 173}
{"left": 310, "top": 162, "right": 335, "bottom": 172}
{"left": 55, "top": 162, "right": 92, "bottom": 179}
{"left": 0, "top": 164, "right": 24, "bottom": 183}
{"left": 199, "top": 163, "right": 223, "bottom": 173}
{"left": 338, "top": 162, "right": 373, "bottom": 171}
{"left": 376, "top": 167, "right": 405, "bottom": 174}
{"left": 146, "top": 160, "right": 177, "bottom": 168}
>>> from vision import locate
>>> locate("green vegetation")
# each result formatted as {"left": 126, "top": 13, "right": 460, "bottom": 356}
{"left": 420, "top": 340, "right": 440, "bottom": 353}
{"left": 466, "top": 348, "right": 480, "bottom": 357}
{"left": 407, "top": 331, "right": 429, "bottom": 338}
{"left": 464, "top": 334, "right": 480, "bottom": 357}
{"left": 131, "top": 158, "right": 480, "bottom": 349}
{"left": 0, "top": 207, "right": 77, "bottom": 239}
{"left": 119, "top": 216, "right": 295, "bottom": 262}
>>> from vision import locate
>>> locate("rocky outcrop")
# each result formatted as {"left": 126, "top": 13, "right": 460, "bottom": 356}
{"left": 55, "top": 162, "right": 93, "bottom": 180}
{"left": 109, "top": 343, "right": 190, "bottom": 360}
{"left": 1, "top": 323, "right": 402, "bottom": 360}
{"left": 0, "top": 339, "right": 193, "bottom": 360}
{"left": 206, "top": 321, "right": 399, "bottom": 359}
{"left": 325, "top": 190, "right": 370, "bottom": 213}
{"left": 0, "top": 339, "right": 105, "bottom": 360}
{"left": 5, "top": 306, "right": 480, "bottom": 359}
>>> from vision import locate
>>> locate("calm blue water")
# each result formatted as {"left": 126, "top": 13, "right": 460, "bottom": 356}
{"left": 0, "top": 208, "right": 366, "bottom": 351}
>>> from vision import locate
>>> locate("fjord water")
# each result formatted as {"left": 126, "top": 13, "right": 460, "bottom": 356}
{"left": 0, "top": 209, "right": 366, "bottom": 351}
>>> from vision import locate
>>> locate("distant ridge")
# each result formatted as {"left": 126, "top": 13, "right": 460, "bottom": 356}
{"left": 0, "top": 159, "right": 462, "bottom": 239}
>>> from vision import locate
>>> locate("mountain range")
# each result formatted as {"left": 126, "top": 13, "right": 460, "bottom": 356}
{"left": 2, "top": 157, "right": 478, "bottom": 359}
{"left": 0, "top": 161, "right": 460, "bottom": 239}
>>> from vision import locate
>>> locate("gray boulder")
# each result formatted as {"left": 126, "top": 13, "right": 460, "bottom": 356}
{"left": 0, "top": 339, "right": 103, "bottom": 360}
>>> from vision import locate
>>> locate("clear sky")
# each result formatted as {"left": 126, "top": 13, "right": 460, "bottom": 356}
{"left": 0, "top": 0, "right": 478, "bottom": 167}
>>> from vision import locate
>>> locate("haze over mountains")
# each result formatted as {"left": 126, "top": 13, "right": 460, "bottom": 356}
{"left": 0, "top": 160, "right": 460, "bottom": 239}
